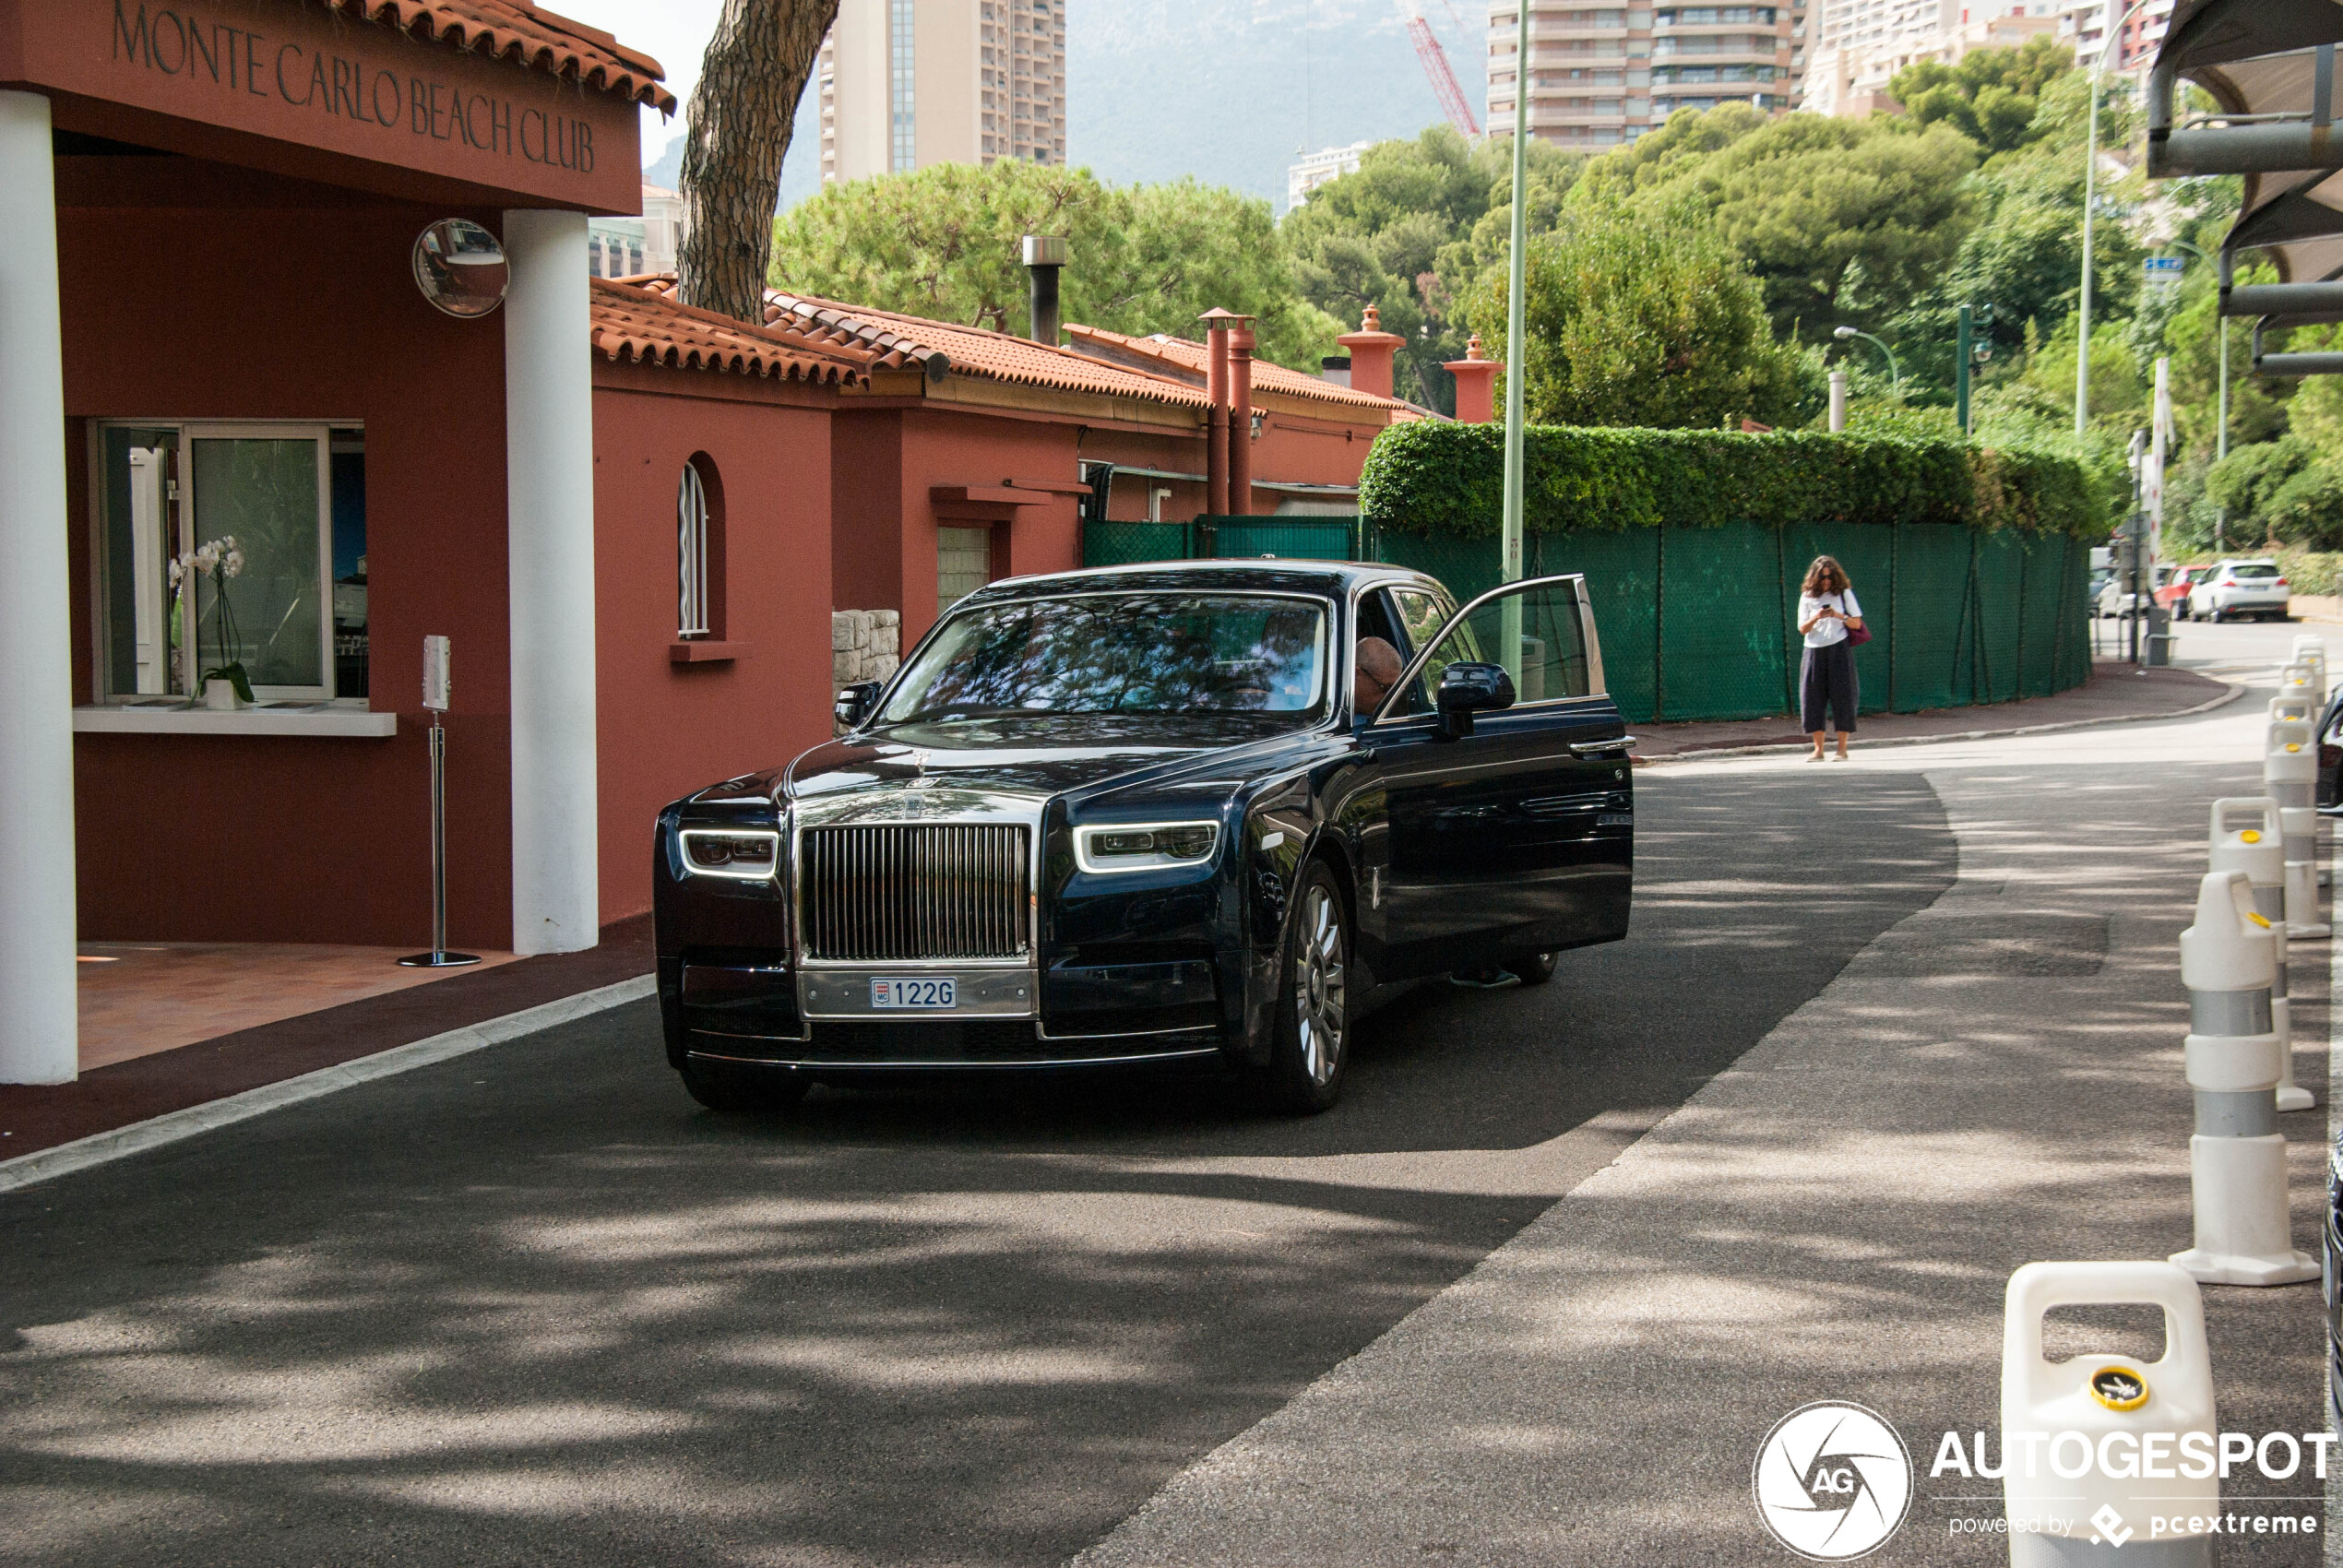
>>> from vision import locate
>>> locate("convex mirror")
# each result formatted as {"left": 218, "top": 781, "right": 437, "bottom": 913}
{"left": 412, "top": 219, "right": 508, "bottom": 317}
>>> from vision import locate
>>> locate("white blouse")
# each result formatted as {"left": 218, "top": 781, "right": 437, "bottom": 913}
{"left": 1799, "top": 588, "right": 1862, "bottom": 648}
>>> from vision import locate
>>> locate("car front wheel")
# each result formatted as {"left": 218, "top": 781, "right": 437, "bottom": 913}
{"left": 680, "top": 1058, "right": 811, "bottom": 1115}
{"left": 1260, "top": 862, "right": 1350, "bottom": 1114}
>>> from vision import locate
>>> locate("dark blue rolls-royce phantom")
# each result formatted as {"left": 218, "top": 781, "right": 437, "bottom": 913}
{"left": 653, "top": 560, "right": 1635, "bottom": 1113}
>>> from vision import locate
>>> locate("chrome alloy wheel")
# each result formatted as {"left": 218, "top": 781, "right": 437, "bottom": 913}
{"left": 1291, "top": 881, "right": 1347, "bottom": 1087}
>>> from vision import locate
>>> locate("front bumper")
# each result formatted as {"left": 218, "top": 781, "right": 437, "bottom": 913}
{"left": 664, "top": 955, "right": 1228, "bottom": 1069}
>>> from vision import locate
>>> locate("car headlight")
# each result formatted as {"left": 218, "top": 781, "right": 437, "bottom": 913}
{"left": 680, "top": 828, "right": 781, "bottom": 880}
{"left": 1074, "top": 821, "right": 1220, "bottom": 873}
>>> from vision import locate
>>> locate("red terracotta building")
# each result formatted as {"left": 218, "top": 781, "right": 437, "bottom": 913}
{"left": 0, "top": 0, "right": 1418, "bottom": 1086}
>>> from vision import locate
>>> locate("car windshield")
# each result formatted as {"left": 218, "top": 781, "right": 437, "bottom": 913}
{"left": 2231, "top": 564, "right": 2280, "bottom": 579}
{"left": 879, "top": 592, "right": 1330, "bottom": 724}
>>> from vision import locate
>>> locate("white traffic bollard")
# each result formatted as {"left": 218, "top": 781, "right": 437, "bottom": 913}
{"left": 2265, "top": 717, "right": 2315, "bottom": 810}
{"left": 2170, "top": 870, "right": 2317, "bottom": 1285}
{"left": 2279, "top": 802, "right": 2330, "bottom": 940}
{"left": 2290, "top": 636, "right": 2326, "bottom": 701}
{"left": 2268, "top": 694, "right": 2314, "bottom": 727}
{"left": 2207, "top": 798, "right": 2313, "bottom": 1111}
{"left": 2003, "top": 1261, "right": 2216, "bottom": 1565}
{"left": 2278, "top": 660, "right": 2320, "bottom": 710}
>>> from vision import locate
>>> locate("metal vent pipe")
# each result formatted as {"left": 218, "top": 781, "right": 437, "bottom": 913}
{"left": 1022, "top": 233, "right": 1066, "bottom": 345}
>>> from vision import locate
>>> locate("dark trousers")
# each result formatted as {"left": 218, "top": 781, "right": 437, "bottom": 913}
{"left": 1800, "top": 640, "right": 1859, "bottom": 734}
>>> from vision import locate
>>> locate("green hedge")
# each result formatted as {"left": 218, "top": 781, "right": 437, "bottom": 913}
{"left": 1356, "top": 422, "right": 2106, "bottom": 540}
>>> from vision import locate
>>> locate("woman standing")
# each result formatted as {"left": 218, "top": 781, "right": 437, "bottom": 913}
{"left": 1796, "top": 555, "right": 1864, "bottom": 761}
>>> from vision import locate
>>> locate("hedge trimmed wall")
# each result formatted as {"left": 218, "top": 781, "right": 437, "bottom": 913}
{"left": 1357, "top": 422, "right": 2106, "bottom": 540}
{"left": 1357, "top": 423, "right": 2102, "bottom": 725}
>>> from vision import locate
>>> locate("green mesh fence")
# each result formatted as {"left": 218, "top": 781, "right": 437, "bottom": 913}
{"left": 1078, "top": 516, "right": 2088, "bottom": 723}
{"left": 1538, "top": 531, "right": 1659, "bottom": 723}
{"left": 1887, "top": 524, "right": 1973, "bottom": 714}
{"left": 1201, "top": 517, "right": 1361, "bottom": 561}
{"left": 1082, "top": 519, "right": 1189, "bottom": 567}
{"left": 1975, "top": 531, "right": 2025, "bottom": 705}
{"left": 1659, "top": 524, "right": 1785, "bottom": 721}
{"left": 1383, "top": 531, "right": 1502, "bottom": 602}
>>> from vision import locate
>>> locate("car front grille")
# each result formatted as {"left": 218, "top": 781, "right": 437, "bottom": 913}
{"left": 800, "top": 823, "right": 1030, "bottom": 961}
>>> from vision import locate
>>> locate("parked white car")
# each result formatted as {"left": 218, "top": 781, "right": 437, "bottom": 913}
{"left": 2186, "top": 559, "right": 2291, "bottom": 622}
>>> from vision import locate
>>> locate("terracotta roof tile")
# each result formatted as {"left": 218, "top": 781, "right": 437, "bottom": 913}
{"left": 1064, "top": 324, "right": 1409, "bottom": 412}
{"left": 776, "top": 293, "right": 1219, "bottom": 407}
{"left": 311, "top": 1, "right": 676, "bottom": 112}
{"left": 590, "top": 279, "right": 870, "bottom": 385}
{"left": 631, "top": 276, "right": 1213, "bottom": 408}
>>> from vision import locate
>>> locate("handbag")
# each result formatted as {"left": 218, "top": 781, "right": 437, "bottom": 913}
{"left": 1838, "top": 593, "right": 1872, "bottom": 646}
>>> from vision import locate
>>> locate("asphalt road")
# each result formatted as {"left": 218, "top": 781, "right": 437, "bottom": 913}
{"left": 0, "top": 769, "right": 1953, "bottom": 1567}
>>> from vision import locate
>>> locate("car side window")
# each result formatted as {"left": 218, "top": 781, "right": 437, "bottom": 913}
{"left": 1391, "top": 589, "right": 1449, "bottom": 655}
{"left": 1389, "top": 588, "right": 1455, "bottom": 714}
{"left": 1398, "top": 580, "right": 1592, "bottom": 715}
{"left": 1353, "top": 591, "right": 1407, "bottom": 717}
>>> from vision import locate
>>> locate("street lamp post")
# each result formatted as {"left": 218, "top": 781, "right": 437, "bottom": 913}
{"left": 1498, "top": 0, "right": 1531, "bottom": 683}
{"left": 1832, "top": 324, "right": 1900, "bottom": 388}
{"left": 2077, "top": 0, "right": 2155, "bottom": 436}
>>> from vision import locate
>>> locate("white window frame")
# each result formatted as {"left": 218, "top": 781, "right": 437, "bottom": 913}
{"left": 89, "top": 418, "right": 348, "bottom": 706}
{"left": 678, "top": 459, "right": 711, "bottom": 637}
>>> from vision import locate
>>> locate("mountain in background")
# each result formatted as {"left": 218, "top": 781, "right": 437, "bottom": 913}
{"left": 645, "top": 1, "right": 1486, "bottom": 215}
{"left": 1067, "top": 0, "right": 1483, "bottom": 209}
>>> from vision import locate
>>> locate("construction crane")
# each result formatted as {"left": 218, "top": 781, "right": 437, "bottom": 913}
{"left": 1405, "top": 3, "right": 1482, "bottom": 137}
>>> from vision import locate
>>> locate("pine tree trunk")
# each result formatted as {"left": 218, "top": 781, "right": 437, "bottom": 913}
{"left": 678, "top": 0, "right": 838, "bottom": 324}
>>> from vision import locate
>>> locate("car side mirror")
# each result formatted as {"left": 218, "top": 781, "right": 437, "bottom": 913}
{"left": 834, "top": 681, "right": 882, "bottom": 730}
{"left": 1433, "top": 661, "right": 1515, "bottom": 740}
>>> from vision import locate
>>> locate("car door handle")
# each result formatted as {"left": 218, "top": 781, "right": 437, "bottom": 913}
{"left": 1569, "top": 736, "right": 1636, "bottom": 755}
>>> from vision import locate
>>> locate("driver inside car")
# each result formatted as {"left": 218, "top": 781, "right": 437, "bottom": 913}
{"left": 1354, "top": 636, "right": 1403, "bottom": 715}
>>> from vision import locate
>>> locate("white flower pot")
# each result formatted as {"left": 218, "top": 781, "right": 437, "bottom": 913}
{"left": 203, "top": 678, "right": 241, "bottom": 711}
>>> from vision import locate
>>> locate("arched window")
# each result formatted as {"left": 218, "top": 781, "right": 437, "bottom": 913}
{"left": 677, "top": 456, "right": 721, "bottom": 637}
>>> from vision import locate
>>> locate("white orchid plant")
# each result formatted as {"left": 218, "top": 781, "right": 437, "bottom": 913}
{"left": 167, "top": 536, "right": 252, "bottom": 703}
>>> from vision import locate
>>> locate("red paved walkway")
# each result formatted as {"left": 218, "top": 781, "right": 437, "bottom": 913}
{"left": 0, "top": 917, "right": 653, "bottom": 1161}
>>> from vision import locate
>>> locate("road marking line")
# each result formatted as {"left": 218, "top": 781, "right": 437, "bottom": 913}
{"left": 0, "top": 975, "right": 656, "bottom": 1196}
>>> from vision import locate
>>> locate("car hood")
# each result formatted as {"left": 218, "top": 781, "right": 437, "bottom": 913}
{"left": 785, "top": 714, "right": 1309, "bottom": 810}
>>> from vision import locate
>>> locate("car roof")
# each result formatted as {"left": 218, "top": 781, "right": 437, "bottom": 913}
{"left": 964, "top": 557, "right": 1447, "bottom": 604}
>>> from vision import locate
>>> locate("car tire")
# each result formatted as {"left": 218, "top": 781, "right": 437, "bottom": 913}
{"left": 679, "top": 1059, "right": 811, "bottom": 1115}
{"left": 1503, "top": 949, "right": 1559, "bottom": 986}
{"left": 1258, "top": 861, "right": 1351, "bottom": 1114}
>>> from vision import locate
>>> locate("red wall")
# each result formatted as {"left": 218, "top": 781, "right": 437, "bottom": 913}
{"left": 591, "top": 366, "right": 836, "bottom": 924}
{"left": 63, "top": 159, "right": 515, "bottom": 949}
{"left": 830, "top": 410, "right": 903, "bottom": 615}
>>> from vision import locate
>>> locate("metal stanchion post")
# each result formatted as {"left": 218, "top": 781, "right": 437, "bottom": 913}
{"left": 400, "top": 635, "right": 479, "bottom": 969}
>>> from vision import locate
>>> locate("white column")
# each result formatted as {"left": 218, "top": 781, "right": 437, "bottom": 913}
{"left": 0, "top": 92, "right": 77, "bottom": 1083}
{"left": 502, "top": 209, "right": 599, "bottom": 956}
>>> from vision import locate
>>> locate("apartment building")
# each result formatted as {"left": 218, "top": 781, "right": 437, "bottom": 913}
{"left": 2056, "top": 0, "right": 2165, "bottom": 73}
{"left": 817, "top": 0, "right": 1066, "bottom": 184}
{"left": 1288, "top": 141, "right": 1375, "bottom": 210}
{"left": 1806, "top": 0, "right": 2099, "bottom": 121}
{"left": 1487, "top": 1, "right": 1810, "bottom": 150}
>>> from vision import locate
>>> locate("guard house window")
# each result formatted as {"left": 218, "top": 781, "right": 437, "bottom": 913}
{"left": 889, "top": 0, "right": 918, "bottom": 172}
{"left": 677, "top": 455, "right": 723, "bottom": 638}
{"left": 92, "top": 422, "right": 365, "bottom": 703}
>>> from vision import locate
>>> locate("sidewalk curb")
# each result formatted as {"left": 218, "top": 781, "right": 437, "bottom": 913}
{"left": 0, "top": 973, "right": 657, "bottom": 1196}
{"left": 1638, "top": 678, "right": 2247, "bottom": 765}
